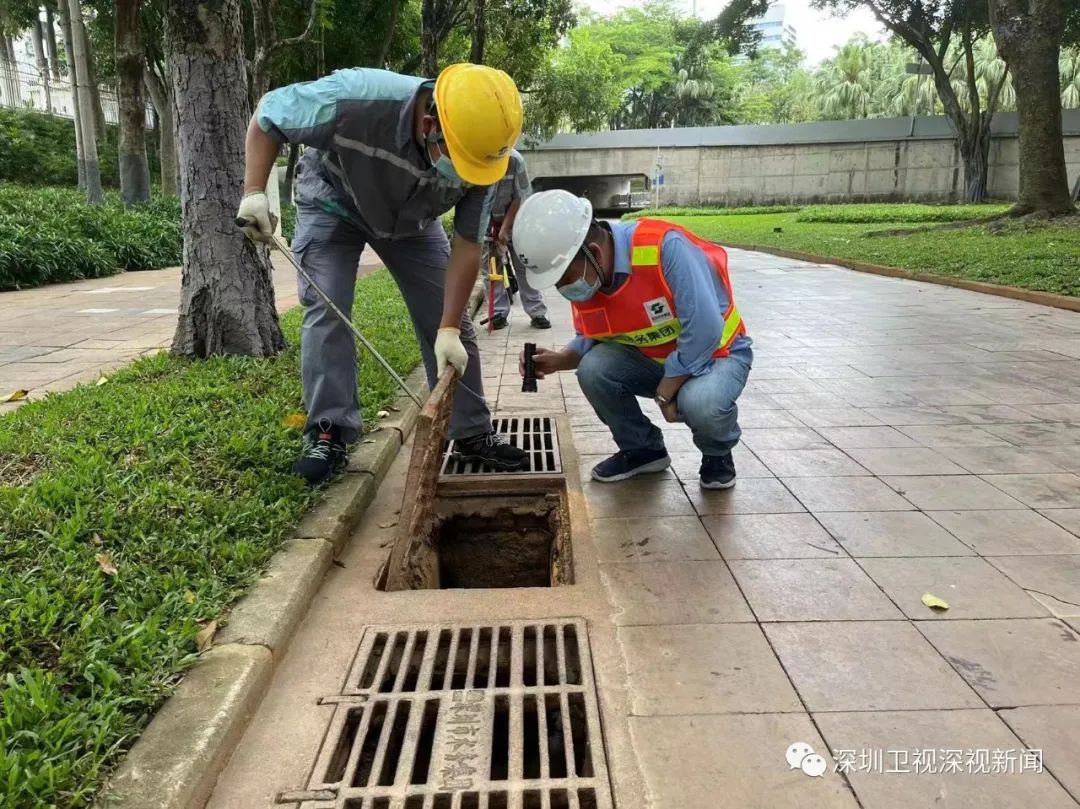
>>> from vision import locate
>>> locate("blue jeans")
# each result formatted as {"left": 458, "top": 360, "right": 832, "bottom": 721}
{"left": 576, "top": 342, "right": 752, "bottom": 456}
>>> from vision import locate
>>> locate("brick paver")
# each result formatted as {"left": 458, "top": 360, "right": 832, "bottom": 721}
{"left": 477, "top": 248, "right": 1080, "bottom": 807}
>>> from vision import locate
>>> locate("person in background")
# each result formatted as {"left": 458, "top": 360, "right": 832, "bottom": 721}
{"left": 512, "top": 190, "right": 751, "bottom": 489}
{"left": 482, "top": 149, "right": 550, "bottom": 330}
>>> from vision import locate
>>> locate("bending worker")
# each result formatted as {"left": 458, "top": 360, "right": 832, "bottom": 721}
{"left": 483, "top": 149, "right": 550, "bottom": 331}
{"left": 237, "top": 64, "right": 528, "bottom": 485}
{"left": 513, "top": 190, "right": 751, "bottom": 489}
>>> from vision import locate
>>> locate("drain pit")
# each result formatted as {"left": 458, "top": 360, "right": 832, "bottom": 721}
{"left": 380, "top": 494, "right": 573, "bottom": 591}
{"left": 282, "top": 621, "right": 613, "bottom": 809}
{"left": 437, "top": 507, "right": 557, "bottom": 589}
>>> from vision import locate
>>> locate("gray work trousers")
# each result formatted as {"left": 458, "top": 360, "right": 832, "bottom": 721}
{"left": 490, "top": 245, "right": 547, "bottom": 319}
{"left": 292, "top": 204, "right": 491, "bottom": 443}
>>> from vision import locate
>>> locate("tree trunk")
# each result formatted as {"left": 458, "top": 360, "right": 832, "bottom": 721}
{"left": 1073, "top": 172, "right": 1079, "bottom": 203}
{"left": 422, "top": 0, "right": 438, "bottom": 76}
{"left": 67, "top": 0, "right": 103, "bottom": 200}
{"left": 79, "top": 13, "right": 107, "bottom": 144}
{"left": 283, "top": 142, "right": 299, "bottom": 209}
{"left": 166, "top": 0, "right": 284, "bottom": 358}
{"left": 32, "top": 19, "right": 54, "bottom": 114}
{"left": 470, "top": 0, "right": 486, "bottom": 64}
{"left": 376, "top": 0, "right": 401, "bottom": 68}
{"left": 249, "top": 0, "right": 275, "bottom": 103}
{"left": 45, "top": 5, "right": 61, "bottom": 79}
{"left": 990, "top": 0, "right": 1074, "bottom": 214}
{"left": 145, "top": 63, "right": 178, "bottom": 196}
{"left": 116, "top": 0, "right": 150, "bottom": 206}
{"left": 57, "top": 1, "right": 85, "bottom": 190}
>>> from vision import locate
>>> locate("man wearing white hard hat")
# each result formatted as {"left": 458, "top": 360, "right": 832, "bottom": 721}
{"left": 512, "top": 190, "right": 752, "bottom": 488}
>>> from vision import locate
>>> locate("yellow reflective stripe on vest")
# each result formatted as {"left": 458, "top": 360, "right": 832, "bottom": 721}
{"left": 721, "top": 306, "right": 743, "bottom": 347}
{"left": 598, "top": 318, "right": 683, "bottom": 349}
{"left": 631, "top": 245, "right": 659, "bottom": 266}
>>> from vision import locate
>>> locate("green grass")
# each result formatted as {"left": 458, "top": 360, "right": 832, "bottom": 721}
{"left": 631, "top": 204, "right": 1079, "bottom": 297}
{"left": 0, "top": 271, "right": 420, "bottom": 808}
{"left": 626, "top": 205, "right": 801, "bottom": 218}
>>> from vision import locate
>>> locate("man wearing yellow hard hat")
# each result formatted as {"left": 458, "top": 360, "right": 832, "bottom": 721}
{"left": 238, "top": 64, "right": 528, "bottom": 485}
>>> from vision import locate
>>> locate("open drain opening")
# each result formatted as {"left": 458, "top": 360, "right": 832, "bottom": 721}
{"left": 437, "top": 507, "right": 557, "bottom": 589}
{"left": 381, "top": 494, "right": 573, "bottom": 591}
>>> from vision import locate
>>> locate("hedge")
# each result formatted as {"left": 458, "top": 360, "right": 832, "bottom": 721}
{"left": 0, "top": 107, "right": 161, "bottom": 189}
{"left": 0, "top": 185, "right": 182, "bottom": 290}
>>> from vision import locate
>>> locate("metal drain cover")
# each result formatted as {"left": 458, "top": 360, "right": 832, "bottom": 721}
{"left": 279, "top": 620, "right": 612, "bottom": 809}
{"left": 442, "top": 417, "right": 562, "bottom": 476}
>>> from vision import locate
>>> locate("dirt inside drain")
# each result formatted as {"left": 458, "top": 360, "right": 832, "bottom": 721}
{"left": 380, "top": 493, "right": 574, "bottom": 591}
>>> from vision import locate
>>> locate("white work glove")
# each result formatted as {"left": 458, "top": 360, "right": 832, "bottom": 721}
{"left": 236, "top": 191, "right": 276, "bottom": 243}
{"left": 435, "top": 326, "right": 468, "bottom": 378}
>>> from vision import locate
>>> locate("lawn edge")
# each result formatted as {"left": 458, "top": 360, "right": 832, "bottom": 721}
{"left": 722, "top": 241, "right": 1080, "bottom": 312}
{"left": 95, "top": 282, "right": 483, "bottom": 809}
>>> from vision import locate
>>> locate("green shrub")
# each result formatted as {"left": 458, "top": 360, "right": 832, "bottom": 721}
{"left": 0, "top": 184, "right": 183, "bottom": 290}
{"left": 794, "top": 203, "right": 1009, "bottom": 224}
{"left": 0, "top": 107, "right": 161, "bottom": 189}
{"left": 441, "top": 210, "right": 454, "bottom": 239}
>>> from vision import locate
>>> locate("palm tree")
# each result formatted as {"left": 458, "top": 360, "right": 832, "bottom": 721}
{"left": 946, "top": 36, "right": 1015, "bottom": 114}
{"left": 813, "top": 40, "right": 876, "bottom": 119}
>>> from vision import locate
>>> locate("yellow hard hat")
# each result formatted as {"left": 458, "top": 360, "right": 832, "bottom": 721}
{"left": 434, "top": 63, "right": 523, "bottom": 186}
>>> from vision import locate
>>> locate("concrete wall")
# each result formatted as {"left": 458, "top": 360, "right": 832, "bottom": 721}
{"left": 522, "top": 112, "right": 1080, "bottom": 207}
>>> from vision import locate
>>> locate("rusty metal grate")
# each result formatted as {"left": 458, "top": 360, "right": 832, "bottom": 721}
{"left": 442, "top": 417, "right": 562, "bottom": 477}
{"left": 278, "top": 620, "right": 611, "bottom": 809}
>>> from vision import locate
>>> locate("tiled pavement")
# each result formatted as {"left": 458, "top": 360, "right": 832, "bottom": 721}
{"left": 0, "top": 246, "right": 382, "bottom": 413}
{"left": 477, "top": 248, "right": 1080, "bottom": 807}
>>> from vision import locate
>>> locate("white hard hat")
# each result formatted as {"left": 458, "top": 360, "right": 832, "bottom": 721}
{"left": 511, "top": 189, "right": 593, "bottom": 289}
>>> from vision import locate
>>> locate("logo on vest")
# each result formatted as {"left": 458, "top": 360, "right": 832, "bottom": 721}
{"left": 644, "top": 297, "right": 674, "bottom": 325}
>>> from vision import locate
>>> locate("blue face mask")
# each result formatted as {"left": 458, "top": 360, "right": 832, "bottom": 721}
{"left": 426, "top": 129, "right": 464, "bottom": 185}
{"left": 558, "top": 265, "right": 602, "bottom": 302}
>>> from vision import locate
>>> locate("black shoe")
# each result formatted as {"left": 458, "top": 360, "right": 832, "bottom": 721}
{"left": 530, "top": 316, "right": 552, "bottom": 329}
{"left": 291, "top": 419, "right": 348, "bottom": 486}
{"left": 591, "top": 448, "right": 670, "bottom": 482}
{"left": 453, "top": 430, "right": 527, "bottom": 471}
{"left": 700, "top": 452, "right": 736, "bottom": 489}
{"left": 492, "top": 313, "right": 509, "bottom": 330}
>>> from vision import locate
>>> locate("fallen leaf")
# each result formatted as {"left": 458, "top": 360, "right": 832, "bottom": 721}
{"left": 921, "top": 592, "right": 950, "bottom": 611}
{"left": 1, "top": 389, "right": 28, "bottom": 403}
{"left": 90, "top": 532, "right": 103, "bottom": 546}
{"left": 282, "top": 413, "right": 307, "bottom": 430}
{"left": 95, "top": 553, "right": 118, "bottom": 576}
{"left": 362, "top": 439, "right": 375, "bottom": 444}
{"left": 95, "top": 376, "right": 109, "bottom": 386}
{"left": 183, "top": 590, "right": 196, "bottom": 605}
{"left": 378, "top": 521, "right": 398, "bottom": 529}
{"left": 377, "top": 410, "right": 390, "bottom": 418}
{"left": 195, "top": 620, "right": 217, "bottom": 652}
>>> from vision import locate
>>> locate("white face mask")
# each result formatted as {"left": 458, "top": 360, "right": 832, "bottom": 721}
{"left": 425, "top": 130, "right": 464, "bottom": 185}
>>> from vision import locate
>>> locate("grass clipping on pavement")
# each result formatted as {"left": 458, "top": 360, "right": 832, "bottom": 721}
{"left": 0, "top": 270, "right": 420, "bottom": 808}
{"left": 634, "top": 203, "right": 1079, "bottom": 298}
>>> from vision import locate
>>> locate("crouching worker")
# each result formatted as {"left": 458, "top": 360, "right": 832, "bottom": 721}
{"left": 512, "top": 190, "right": 752, "bottom": 489}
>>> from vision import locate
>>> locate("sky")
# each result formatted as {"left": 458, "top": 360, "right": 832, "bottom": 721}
{"left": 579, "top": 0, "right": 888, "bottom": 66}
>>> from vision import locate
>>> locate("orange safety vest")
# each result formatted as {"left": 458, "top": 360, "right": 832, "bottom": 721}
{"left": 571, "top": 218, "right": 746, "bottom": 362}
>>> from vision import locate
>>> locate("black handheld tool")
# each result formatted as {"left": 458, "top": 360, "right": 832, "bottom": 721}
{"left": 522, "top": 342, "right": 538, "bottom": 393}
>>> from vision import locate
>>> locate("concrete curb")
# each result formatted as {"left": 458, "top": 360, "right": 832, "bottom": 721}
{"left": 98, "top": 282, "right": 485, "bottom": 809}
{"left": 724, "top": 241, "right": 1080, "bottom": 312}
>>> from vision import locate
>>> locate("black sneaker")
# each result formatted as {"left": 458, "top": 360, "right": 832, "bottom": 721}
{"left": 530, "top": 316, "right": 552, "bottom": 329}
{"left": 453, "top": 430, "right": 527, "bottom": 471}
{"left": 591, "top": 448, "right": 670, "bottom": 482}
{"left": 291, "top": 419, "right": 348, "bottom": 486}
{"left": 700, "top": 452, "right": 736, "bottom": 489}
{"left": 492, "top": 313, "right": 509, "bottom": 330}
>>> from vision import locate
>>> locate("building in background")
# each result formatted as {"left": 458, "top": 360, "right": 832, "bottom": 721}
{"left": 748, "top": 4, "right": 797, "bottom": 50}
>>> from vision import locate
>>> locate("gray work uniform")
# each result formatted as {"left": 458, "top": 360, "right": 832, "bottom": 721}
{"left": 481, "top": 150, "right": 547, "bottom": 320}
{"left": 256, "top": 68, "right": 499, "bottom": 442}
